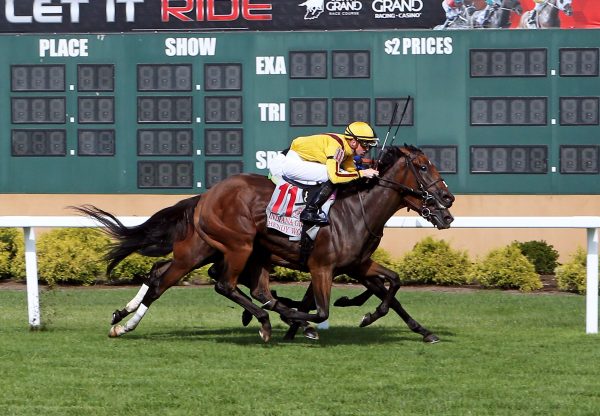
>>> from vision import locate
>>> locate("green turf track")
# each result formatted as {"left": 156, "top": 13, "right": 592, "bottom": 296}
{"left": 1, "top": 285, "right": 599, "bottom": 416}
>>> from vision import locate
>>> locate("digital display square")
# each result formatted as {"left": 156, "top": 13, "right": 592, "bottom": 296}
{"left": 205, "top": 161, "right": 243, "bottom": 188}
{"left": 78, "top": 97, "right": 115, "bottom": 123}
{"left": 138, "top": 97, "right": 193, "bottom": 123}
{"left": 204, "top": 129, "right": 243, "bottom": 156}
{"left": 290, "top": 99, "right": 327, "bottom": 126}
{"left": 332, "top": 51, "right": 370, "bottom": 78}
{"left": 375, "top": 98, "right": 414, "bottom": 126}
{"left": 204, "top": 97, "right": 243, "bottom": 123}
{"left": 11, "top": 65, "right": 65, "bottom": 91}
{"left": 11, "top": 97, "right": 66, "bottom": 124}
{"left": 421, "top": 146, "right": 457, "bottom": 173}
{"left": 204, "top": 64, "right": 242, "bottom": 91}
{"left": 78, "top": 64, "right": 114, "bottom": 91}
{"left": 559, "top": 97, "right": 599, "bottom": 125}
{"left": 470, "top": 49, "right": 546, "bottom": 77}
{"left": 290, "top": 51, "right": 327, "bottom": 79}
{"left": 560, "top": 146, "right": 599, "bottom": 173}
{"left": 78, "top": 130, "right": 115, "bottom": 156}
{"left": 470, "top": 97, "right": 547, "bottom": 126}
{"left": 470, "top": 146, "right": 547, "bottom": 173}
{"left": 137, "top": 129, "right": 193, "bottom": 156}
{"left": 332, "top": 99, "right": 370, "bottom": 126}
{"left": 559, "top": 48, "right": 599, "bottom": 77}
{"left": 11, "top": 129, "right": 66, "bottom": 156}
{"left": 138, "top": 161, "right": 194, "bottom": 188}
{"left": 138, "top": 64, "right": 192, "bottom": 91}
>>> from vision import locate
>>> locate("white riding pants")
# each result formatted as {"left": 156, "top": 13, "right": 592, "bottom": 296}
{"left": 281, "top": 150, "right": 329, "bottom": 184}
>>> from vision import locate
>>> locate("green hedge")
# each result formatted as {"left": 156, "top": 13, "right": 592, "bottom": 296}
{"left": 468, "top": 244, "right": 542, "bottom": 292}
{"left": 555, "top": 248, "right": 587, "bottom": 294}
{"left": 514, "top": 240, "right": 560, "bottom": 275}
{"left": 396, "top": 236, "right": 472, "bottom": 285}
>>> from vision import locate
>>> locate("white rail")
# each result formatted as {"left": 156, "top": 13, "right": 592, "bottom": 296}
{"left": 1, "top": 216, "right": 598, "bottom": 334}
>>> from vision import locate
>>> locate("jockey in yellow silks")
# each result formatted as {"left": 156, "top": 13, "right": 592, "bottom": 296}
{"left": 281, "top": 121, "right": 379, "bottom": 224}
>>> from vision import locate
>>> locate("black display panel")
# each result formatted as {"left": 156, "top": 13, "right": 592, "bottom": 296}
{"left": 560, "top": 146, "right": 599, "bottom": 174}
{"left": 470, "top": 146, "right": 547, "bottom": 173}
{"left": 421, "top": 146, "right": 457, "bottom": 173}
{"left": 375, "top": 98, "right": 414, "bottom": 126}
{"left": 332, "top": 99, "right": 370, "bottom": 126}
{"left": 138, "top": 161, "right": 194, "bottom": 188}
{"left": 137, "top": 64, "right": 192, "bottom": 91}
{"left": 137, "top": 129, "right": 193, "bottom": 156}
{"left": 11, "top": 65, "right": 65, "bottom": 92}
{"left": 78, "top": 97, "right": 115, "bottom": 123}
{"left": 204, "top": 96, "right": 243, "bottom": 123}
{"left": 290, "top": 51, "right": 327, "bottom": 79}
{"left": 205, "top": 161, "right": 244, "bottom": 189}
{"left": 559, "top": 48, "right": 599, "bottom": 77}
{"left": 138, "top": 97, "right": 193, "bottom": 123}
{"left": 559, "top": 97, "right": 599, "bottom": 126}
{"left": 205, "top": 129, "right": 243, "bottom": 156}
{"left": 332, "top": 51, "right": 370, "bottom": 78}
{"left": 204, "top": 64, "right": 242, "bottom": 91}
{"left": 11, "top": 130, "right": 66, "bottom": 157}
{"left": 78, "top": 130, "right": 115, "bottom": 156}
{"left": 78, "top": 64, "right": 114, "bottom": 92}
{"left": 290, "top": 98, "right": 327, "bottom": 126}
{"left": 470, "top": 97, "right": 547, "bottom": 125}
{"left": 11, "top": 97, "right": 66, "bottom": 124}
{"left": 470, "top": 49, "right": 547, "bottom": 77}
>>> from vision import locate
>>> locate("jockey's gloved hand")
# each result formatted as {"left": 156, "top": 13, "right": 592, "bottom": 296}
{"left": 360, "top": 168, "right": 379, "bottom": 179}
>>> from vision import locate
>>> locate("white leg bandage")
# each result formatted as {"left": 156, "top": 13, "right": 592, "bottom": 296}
{"left": 125, "top": 284, "right": 149, "bottom": 312}
{"left": 124, "top": 303, "right": 148, "bottom": 332}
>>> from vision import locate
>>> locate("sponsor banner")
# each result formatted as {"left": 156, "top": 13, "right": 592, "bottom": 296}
{"left": 0, "top": 0, "right": 443, "bottom": 32}
{"left": 0, "top": 0, "right": 597, "bottom": 33}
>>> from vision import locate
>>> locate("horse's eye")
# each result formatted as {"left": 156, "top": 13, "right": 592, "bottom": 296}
{"left": 420, "top": 165, "right": 427, "bottom": 171}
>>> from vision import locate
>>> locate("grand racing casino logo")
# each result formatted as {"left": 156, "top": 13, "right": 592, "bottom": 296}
{"left": 372, "top": 0, "right": 423, "bottom": 19}
{"left": 299, "top": 0, "right": 363, "bottom": 20}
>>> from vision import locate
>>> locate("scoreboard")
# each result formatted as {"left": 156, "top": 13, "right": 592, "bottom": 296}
{"left": 1, "top": 30, "right": 599, "bottom": 194}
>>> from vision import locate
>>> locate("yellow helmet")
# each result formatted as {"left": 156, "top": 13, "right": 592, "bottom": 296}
{"left": 344, "top": 121, "right": 378, "bottom": 142}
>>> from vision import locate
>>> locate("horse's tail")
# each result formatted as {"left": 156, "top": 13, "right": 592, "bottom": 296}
{"left": 72, "top": 195, "right": 201, "bottom": 274}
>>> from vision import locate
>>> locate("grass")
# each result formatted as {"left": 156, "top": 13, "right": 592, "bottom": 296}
{"left": 0, "top": 284, "right": 599, "bottom": 416}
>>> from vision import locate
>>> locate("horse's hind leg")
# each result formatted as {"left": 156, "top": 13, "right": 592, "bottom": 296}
{"left": 109, "top": 234, "right": 215, "bottom": 337}
{"left": 111, "top": 259, "right": 171, "bottom": 325}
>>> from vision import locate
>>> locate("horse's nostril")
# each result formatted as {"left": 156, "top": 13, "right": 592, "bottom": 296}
{"left": 444, "top": 216, "right": 454, "bottom": 224}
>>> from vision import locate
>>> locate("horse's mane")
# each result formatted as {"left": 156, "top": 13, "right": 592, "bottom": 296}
{"left": 336, "top": 144, "right": 422, "bottom": 198}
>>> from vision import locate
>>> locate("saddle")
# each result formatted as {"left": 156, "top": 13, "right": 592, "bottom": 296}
{"left": 266, "top": 177, "right": 335, "bottom": 264}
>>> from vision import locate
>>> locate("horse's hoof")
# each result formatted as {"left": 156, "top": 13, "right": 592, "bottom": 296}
{"left": 241, "top": 310, "right": 253, "bottom": 327}
{"left": 303, "top": 326, "right": 319, "bottom": 340}
{"left": 108, "top": 325, "right": 124, "bottom": 338}
{"left": 333, "top": 296, "right": 350, "bottom": 307}
{"left": 359, "top": 313, "right": 372, "bottom": 328}
{"left": 111, "top": 310, "right": 123, "bottom": 325}
{"left": 258, "top": 326, "right": 271, "bottom": 343}
{"left": 423, "top": 334, "right": 440, "bottom": 344}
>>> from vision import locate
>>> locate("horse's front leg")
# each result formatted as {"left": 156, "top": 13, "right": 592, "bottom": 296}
{"left": 353, "top": 260, "right": 400, "bottom": 327}
{"left": 356, "top": 266, "right": 439, "bottom": 343}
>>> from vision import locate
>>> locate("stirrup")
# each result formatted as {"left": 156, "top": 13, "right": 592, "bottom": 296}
{"left": 300, "top": 208, "right": 329, "bottom": 225}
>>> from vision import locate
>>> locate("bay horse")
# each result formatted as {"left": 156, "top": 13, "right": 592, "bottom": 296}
{"left": 518, "top": 0, "right": 572, "bottom": 28}
{"left": 76, "top": 145, "right": 454, "bottom": 342}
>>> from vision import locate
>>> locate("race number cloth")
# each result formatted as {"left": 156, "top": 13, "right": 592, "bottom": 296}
{"left": 266, "top": 180, "right": 333, "bottom": 238}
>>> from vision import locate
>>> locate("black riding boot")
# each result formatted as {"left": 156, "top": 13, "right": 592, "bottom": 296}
{"left": 300, "top": 181, "right": 335, "bottom": 225}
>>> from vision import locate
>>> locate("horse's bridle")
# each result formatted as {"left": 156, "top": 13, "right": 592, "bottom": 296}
{"left": 357, "top": 152, "right": 450, "bottom": 238}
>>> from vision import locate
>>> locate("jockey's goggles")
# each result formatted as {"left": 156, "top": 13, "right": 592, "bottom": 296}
{"left": 357, "top": 139, "right": 378, "bottom": 149}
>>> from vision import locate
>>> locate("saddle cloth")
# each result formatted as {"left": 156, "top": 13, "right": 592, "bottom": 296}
{"left": 266, "top": 179, "right": 334, "bottom": 239}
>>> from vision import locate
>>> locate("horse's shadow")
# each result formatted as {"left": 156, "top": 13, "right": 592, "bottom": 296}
{"left": 124, "top": 325, "right": 456, "bottom": 346}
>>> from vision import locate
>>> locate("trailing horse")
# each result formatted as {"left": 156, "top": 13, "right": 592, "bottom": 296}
{"left": 76, "top": 145, "right": 455, "bottom": 342}
{"left": 518, "top": 0, "right": 572, "bottom": 28}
